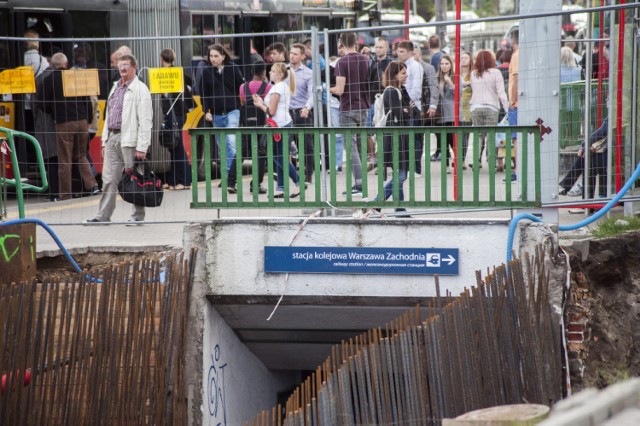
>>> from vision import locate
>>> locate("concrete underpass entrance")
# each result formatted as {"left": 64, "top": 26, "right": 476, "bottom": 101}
{"left": 183, "top": 218, "right": 557, "bottom": 424}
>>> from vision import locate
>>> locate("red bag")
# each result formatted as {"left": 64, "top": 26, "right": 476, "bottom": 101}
{"left": 265, "top": 117, "right": 281, "bottom": 142}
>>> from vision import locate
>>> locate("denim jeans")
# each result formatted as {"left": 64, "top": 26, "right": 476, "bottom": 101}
{"left": 365, "top": 104, "right": 375, "bottom": 127}
{"left": 214, "top": 109, "right": 240, "bottom": 173}
{"left": 376, "top": 167, "right": 407, "bottom": 202}
{"left": 411, "top": 116, "right": 425, "bottom": 174}
{"left": 339, "top": 109, "right": 368, "bottom": 186}
{"left": 274, "top": 123, "right": 299, "bottom": 191}
{"left": 508, "top": 106, "right": 518, "bottom": 139}
{"left": 330, "top": 106, "right": 343, "bottom": 169}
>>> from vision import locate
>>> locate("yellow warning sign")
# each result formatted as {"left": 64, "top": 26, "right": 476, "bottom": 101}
{"left": 0, "top": 67, "right": 36, "bottom": 95}
{"left": 148, "top": 67, "right": 184, "bottom": 94}
{"left": 62, "top": 68, "right": 100, "bottom": 97}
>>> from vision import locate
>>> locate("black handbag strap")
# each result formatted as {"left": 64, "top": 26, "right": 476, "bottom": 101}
{"left": 244, "top": 81, "right": 268, "bottom": 107}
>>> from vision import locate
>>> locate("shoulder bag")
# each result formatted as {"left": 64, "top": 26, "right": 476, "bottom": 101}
{"left": 160, "top": 94, "right": 182, "bottom": 149}
{"left": 118, "top": 160, "right": 164, "bottom": 207}
{"left": 591, "top": 137, "right": 607, "bottom": 153}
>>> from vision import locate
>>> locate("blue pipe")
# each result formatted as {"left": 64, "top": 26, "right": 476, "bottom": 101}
{"left": 0, "top": 218, "right": 81, "bottom": 273}
{"left": 506, "top": 161, "right": 640, "bottom": 263}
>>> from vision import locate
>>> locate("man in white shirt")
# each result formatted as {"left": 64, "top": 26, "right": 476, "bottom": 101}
{"left": 85, "top": 54, "right": 152, "bottom": 225}
{"left": 396, "top": 41, "right": 429, "bottom": 175}
{"left": 288, "top": 44, "right": 316, "bottom": 183}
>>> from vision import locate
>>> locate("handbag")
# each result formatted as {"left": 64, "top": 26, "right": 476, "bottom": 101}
{"left": 265, "top": 117, "right": 281, "bottom": 142}
{"left": 591, "top": 137, "right": 607, "bottom": 153}
{"left": 118, "top": 161, "right": 164, "bottom": 207}
{"left": 160, "top": 95, "right": 181, "bottom": 149}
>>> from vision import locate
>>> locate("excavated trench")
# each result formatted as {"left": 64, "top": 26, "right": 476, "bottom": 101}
{"left": 32, "top": 230, "right": 640, "bottom": 392}
{"left": 562, "top": 230, "right": 640, "bottom": 390}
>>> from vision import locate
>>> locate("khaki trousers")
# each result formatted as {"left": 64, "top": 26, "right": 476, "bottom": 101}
{"left": 56, "top": 120, "right": 97, "bottom": 200}
{"left": 94, "top": 133, "right": 145, "bottom": 221}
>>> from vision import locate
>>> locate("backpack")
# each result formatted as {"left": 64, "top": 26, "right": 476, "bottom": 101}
{"left": 239, "top": 81, "right": 268, "bottom": 128}
{"left": 373, "top": 86, "right": 399, "bottom": 128}
{"left": 239, "top": 81, "right": 269, "bottom": 157}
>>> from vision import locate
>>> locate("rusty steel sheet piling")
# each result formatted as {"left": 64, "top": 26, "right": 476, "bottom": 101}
{"left": 0, "top": 251, "right": 195, "bottom": 425}
{"left": 246, "top": 252, "right": 563, "bottom": 426}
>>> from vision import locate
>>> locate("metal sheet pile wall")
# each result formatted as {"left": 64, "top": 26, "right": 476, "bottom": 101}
{"left": 0, "top": 251, "right": 195, "bottom": 425}
{"left": 246, "top": 251, "right": 563, "bottom": 425}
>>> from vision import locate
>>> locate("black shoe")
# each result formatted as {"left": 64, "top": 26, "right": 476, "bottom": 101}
{"left": 90, "top": 186, "right": 101, "bottom": 195}
{"left": 342, "top": 185, "right": 362, "bottom": 195}
{"left": 395, "top": 208, "right": 412, "bottom": 218}
{"left": 48, "top": 195, "right": 60, "bottom": 202}
{"left": 227, "top": 185, "right": 237, "bottom": 194}
{"left": 83, "top": 218, "right": 110, "bottom": 225}
{"left": 252, "top": 185, "right": 267, "bottom": 194}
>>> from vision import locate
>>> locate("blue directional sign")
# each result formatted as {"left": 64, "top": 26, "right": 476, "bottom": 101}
{"left": 264, "top": 246, "right": 458, "bottom": 275}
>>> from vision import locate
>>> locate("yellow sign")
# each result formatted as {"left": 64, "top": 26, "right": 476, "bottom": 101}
{"left": 62, "top": 68, "right": 100, "bottom": 97}
{"left": 0, "top": 67, "right": 36, "bottom": 95}
{"left": 148, "top": 67, "right": 184, "bottom": 94}
{"left": 0, "top": 102, "right": 15, "bottom": 138}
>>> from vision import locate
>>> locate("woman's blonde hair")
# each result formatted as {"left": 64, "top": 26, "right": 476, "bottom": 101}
{"left": 24, "top": 29, "right": 39, "bottom": 51}
{"left": 271, "top": 62, "right": 295, "bottom": 95}
{"left": 560, "top": 46, "right": 577, "bottom": 68}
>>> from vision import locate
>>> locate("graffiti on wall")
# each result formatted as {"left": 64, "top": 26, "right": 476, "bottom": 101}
{"left": 1, "top": 233, "right": 22, "bottom": 263}
{"left": 207, "top": 343, "right": 228, "bottom": 425}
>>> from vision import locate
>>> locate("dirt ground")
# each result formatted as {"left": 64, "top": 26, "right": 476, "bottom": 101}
{"left": 564, "top": 231, "right": 640, "bottom": 389}
{"left": 35, "top": 250, "right": 178, "bottom": 281}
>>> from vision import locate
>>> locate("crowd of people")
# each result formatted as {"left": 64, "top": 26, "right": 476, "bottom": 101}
{"left": 20, "top": 25, "right": 604, "bottom": 220}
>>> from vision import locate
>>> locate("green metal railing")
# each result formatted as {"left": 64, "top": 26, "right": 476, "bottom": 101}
{"left": 560, "top": 80, "right": 609, "bottom": 149}
{"left": 0, "top": 127, "right": 49, "bottom": 219}
{"left": 190, "top": 125, "right": 541, "bottom": 210}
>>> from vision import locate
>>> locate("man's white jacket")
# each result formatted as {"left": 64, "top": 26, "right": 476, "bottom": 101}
{"left": 102, "top": 76, "right": 152, "bottom": 153}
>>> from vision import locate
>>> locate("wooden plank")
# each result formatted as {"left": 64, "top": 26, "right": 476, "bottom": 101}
{"left": 0, "top": 223, "right": 36, "bottom": 286}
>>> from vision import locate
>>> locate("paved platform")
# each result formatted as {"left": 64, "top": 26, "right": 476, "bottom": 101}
{"left": 0, "top": 153, "right": 616, "bottom": 259}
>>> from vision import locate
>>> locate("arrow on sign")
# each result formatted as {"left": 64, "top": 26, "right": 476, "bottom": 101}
{"left": 443, "top": 255, "right": 456, "bottom": 265}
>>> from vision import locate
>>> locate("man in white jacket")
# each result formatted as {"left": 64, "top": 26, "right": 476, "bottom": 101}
{"left": 85, "top": 54, "right": 152, "bottom": 225}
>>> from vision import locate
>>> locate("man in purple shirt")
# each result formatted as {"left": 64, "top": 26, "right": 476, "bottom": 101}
{"left": 331, "top": 32, "right": 370, "bottom": 195}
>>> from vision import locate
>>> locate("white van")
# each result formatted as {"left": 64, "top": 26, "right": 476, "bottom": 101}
{"left": 357, "top": 10, "right": 431, "bottom": 47}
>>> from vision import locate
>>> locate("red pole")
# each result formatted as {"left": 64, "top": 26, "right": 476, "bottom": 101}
{"left": 596, "top": 1, "right": 604, "bottom": 126}
{"left": 615, "top": 3, "right": 625, "bottom": 192}
{"left": 404, "top": 0, "right": 410, "bottom": 40}
{"left": 453, "top": 0, "right": 461, "bottom": 199}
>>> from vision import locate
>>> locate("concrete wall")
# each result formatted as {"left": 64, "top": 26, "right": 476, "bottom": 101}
{"left": 202, "top": 303, "right": 298, "bottom": 426}
{"left": 183, "top": 219, "right": 558, "bottom": 424}
{"left": 184, "top": 222, "right": 299, "bottom": 425}
{"left": 204, "top": 218, "right": 513, "bottom": 298}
